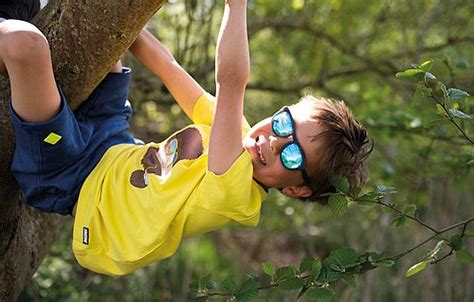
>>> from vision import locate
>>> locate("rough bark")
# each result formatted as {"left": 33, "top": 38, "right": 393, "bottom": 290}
{"left": 0, "top": 0, "right": 166, "bottom": 300}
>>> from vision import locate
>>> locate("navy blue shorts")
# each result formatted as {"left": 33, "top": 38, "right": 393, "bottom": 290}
{"left": 10, "top": 68, "right": 138, "bottom": 215}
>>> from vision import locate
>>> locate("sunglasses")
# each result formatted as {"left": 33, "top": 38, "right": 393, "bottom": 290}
{"left": 271, "top": 107, "right": 311, "bottom": 186}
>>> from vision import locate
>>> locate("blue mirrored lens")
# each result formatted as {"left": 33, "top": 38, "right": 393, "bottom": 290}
{"left": 281, "top": 143, "right": 303, "bottom": 169}
{"left": 272, "top": 110, "right": 293, "bottom": 136}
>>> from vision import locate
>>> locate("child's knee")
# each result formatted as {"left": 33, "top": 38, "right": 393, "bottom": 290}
{"left": 0, "top": 20, "right": 50, "bottom": 63}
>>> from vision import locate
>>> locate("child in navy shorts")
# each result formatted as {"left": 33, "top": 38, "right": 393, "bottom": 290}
{"left": 2, "top": 0, "right": 372, "bottom": 275}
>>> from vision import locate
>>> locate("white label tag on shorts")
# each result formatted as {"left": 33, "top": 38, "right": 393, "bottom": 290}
{"left": 82, "top": 227, "right": 89, "bottom": 245}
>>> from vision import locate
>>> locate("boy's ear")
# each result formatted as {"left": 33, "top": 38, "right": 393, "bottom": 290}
{"left": 281, "top": 185, "right": 312, "bottom": 198}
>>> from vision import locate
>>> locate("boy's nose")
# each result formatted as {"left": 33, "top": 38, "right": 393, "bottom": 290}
{"left": 269, "top": 135, "right": 293, "bottom": 154}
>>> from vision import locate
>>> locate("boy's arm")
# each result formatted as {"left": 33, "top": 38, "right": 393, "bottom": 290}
{"left": 208, "top": 0, "right": 249, "bottom": 175}
{"left": 129, "top": 29, "right": 205, "bottom": 119}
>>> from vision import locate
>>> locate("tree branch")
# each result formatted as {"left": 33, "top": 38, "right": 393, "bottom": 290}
{"left": 390, "top": 217, "right": 474, "bottom": 261}
{"left": 429, "top": 92, "right": 474, "bottom": 144}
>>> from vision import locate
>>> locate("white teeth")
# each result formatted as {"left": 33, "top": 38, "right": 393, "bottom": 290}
{"left": 257, "top": 143, "right": 266, "bottom": 165}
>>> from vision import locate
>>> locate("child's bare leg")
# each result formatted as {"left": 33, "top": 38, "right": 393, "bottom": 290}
{"left": 0, "top": 20, "right": 60, "bottom": 123}
{"left": 110, "top": 60, "right": 123, "bottom": 73}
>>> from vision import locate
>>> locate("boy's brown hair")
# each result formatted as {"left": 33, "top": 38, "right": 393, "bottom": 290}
{"left": 297, "top": 95, "right": 373, "bottom": 204}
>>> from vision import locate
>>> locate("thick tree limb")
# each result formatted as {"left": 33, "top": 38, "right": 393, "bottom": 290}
{"left": 0, "top": 0, "right": 166, "bottom": 300}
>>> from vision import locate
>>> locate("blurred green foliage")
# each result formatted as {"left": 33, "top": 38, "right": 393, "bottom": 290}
{"left": 22, "top": 0, "right": 473, "bottom": 301}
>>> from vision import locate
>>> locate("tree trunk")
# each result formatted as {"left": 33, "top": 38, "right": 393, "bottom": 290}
{"left": 0, "top": 0, "right": 166, "bottom": 300}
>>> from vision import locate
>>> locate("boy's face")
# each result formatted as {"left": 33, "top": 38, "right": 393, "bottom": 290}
{"left": 243, "top": 104, "right": 323, "bottom": 197}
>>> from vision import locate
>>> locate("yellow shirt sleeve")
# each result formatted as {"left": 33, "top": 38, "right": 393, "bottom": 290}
{"left": 191, "top": 92, "right": 251, "bottom": 131}
{"left": 191, "top": 92, "right": 215, "bottom": 126}
{"left": 193, "top": 151, "right": 266, "bottom": 226}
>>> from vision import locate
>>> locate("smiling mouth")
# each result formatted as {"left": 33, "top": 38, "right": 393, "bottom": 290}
{"left": 255, "top": 136, "right": 267, "bottom": 166}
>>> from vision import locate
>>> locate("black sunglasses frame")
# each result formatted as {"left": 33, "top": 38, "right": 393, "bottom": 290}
{"left": 271, "top": 107, "right": 311, "bottom": 187}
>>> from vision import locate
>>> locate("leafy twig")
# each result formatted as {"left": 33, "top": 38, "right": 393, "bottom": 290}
{"left": 389, "top": 217, "right": 473, "bottom": 261}
{"left": 358, "top": 198, "right": 440, "bottom": 234}
{"left": 431, "top": 248, "right": 454, "bottom": 264}
{"left": 429, "top": 90, "right": 474, "bottom": 144}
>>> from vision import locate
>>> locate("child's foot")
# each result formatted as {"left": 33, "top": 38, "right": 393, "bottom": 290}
{"left": 0, "top": 0, "right": 40, "bottom": 22}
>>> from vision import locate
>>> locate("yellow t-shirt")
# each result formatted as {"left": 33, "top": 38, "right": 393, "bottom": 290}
{"left": 72, "top": 93, "right": 267, "bottom": 276}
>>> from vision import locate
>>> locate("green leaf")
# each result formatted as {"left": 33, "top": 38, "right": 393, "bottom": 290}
{"left": 236, "top": 278, "right": 259, "bottom": 302}
{"left": 429, "top": 240, "right": 447, "bottom": 259}
{"left": 367, "top": 251, "right": 387, "bottom": 264}
{"left": 404, "top": 204, "right": 417, "bottom": 216}
{"left": 331, "top": 247, "right": 359, "bottom": 268}
{"left": 449, "top": 234, "right": 463, "bottom": 251}
{"left": 424, "top": 71, "right": 437, "bottom": 81}
{"left": 279, "top": 277, "right": 305, "bottom": 291}
{"left": 447, "top": 88, "right": 470, "bottom": 102}
{"left": 377, "top": 259, "right": 395, "bottom": 267}
{"left": 396, "top": 69, "right": 425, "bottom": 81}
{"left": 222, "top": 277, "right": 237, "bottom": 294}
{"left": 375, "top": 185, "right": 397, "bottom": 195}
{"left": 276, "top": 266, "right": 297, "bottom": 281}
{"left": 405, "top": 260, "right": 429, "bottom": 277}
{"left": 436, "top": 81, "right": 448, "bottom": 99}
{"left": 304, "top": 288, "right": 334, "bottom": 300}
{"left": 392, "top": 215, "right": 406, "bottom": 227}
{"left": 349, "top": 186, "right": 362, "bottom": 198}
{"left": 300, "top": 257, "right": 315, "bottom": 273}
{"left": 311, "top": 260, "right": 322, "bottom": 280}
{"left": 419, "top": 60, "right": 433, "bottom": 72}
{"left": 424, "top": 74, "right": 447, "bottom": 100}
{"left": 330, "top": 262, "right": 345, "bottom": 273}
{"left": 261, "top": 262, "right": 276, "bottom": 277}
{"left": 297, "top": 286, "right": 309, "bottom": 299}
{"left": 467, "top": 160, "right": 474, "bottom": 166}
{"left": 189, "top": 281, "right": 200, "bottom": 291}
{"left": 435, "top": 104, "right": 445, "bottom": 115}
{"left": 266, "top": 287, "right": 278, "bottom": 302}
{"left": 455, "top": 249, "right": 474, "bottom": 264}
{"left": 357, "top": 191, "right": 381, "bottom": 204}
{"left": 328, "top": 194, "right": 349, "bottom": 216}
{"left": 191, "top": 296, "right": 208, "bottom": 302}
{"left": 343, "top": 275, "right": 357, "bottom": 288}
{"left": 319, "top": 248, "right": 358, "bottom": 282}
{"left": 464, "top": 230, "right": 474, "bottom": 237}
{"left": 449, "top": 109, "right": 471, "bottom": 120}
{"left": 330, "top": 177, "right": 350, "bottom": 194}
{"left": 206, "top": 280, "right": 218, "bottom": 290}
{"left": 318, "top": 266, "right": 343, "bottom": 282}
{"left": 201, "top": 274, "right": 212, "bottom": 289}
{"left": 363, "top": 191, "right": 383, "bottom": 199}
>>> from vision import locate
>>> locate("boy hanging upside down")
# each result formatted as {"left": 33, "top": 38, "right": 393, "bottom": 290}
{"left": 1, "top": 0, "right": 372, "bottom": 275}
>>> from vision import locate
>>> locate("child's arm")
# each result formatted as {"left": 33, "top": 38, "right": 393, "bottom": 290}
{"left": 208, "top": 0, "right": 249, "bottom": 174}
{"left": 129, "top": 29, "right": 205, "bottom": 119}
